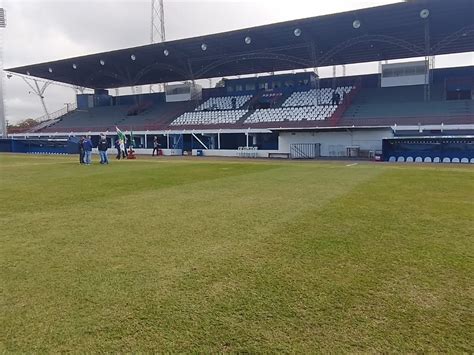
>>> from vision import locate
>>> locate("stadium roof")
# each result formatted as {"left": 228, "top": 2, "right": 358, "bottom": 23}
{"left": 7, "top": 0, "right": 474, "bottom": 89}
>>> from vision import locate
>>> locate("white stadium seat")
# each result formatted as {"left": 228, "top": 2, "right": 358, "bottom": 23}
{"left": 282, "top": 86, "right": 353, "bottom": 107}
{"left": 171, "top": 86, "right": 354, "bottom": 126}
{"left": 195, "top": 95, "right": 252, "bottom": 111}
{"left": 170, "top": 110, "right": 247, "bottom": 126}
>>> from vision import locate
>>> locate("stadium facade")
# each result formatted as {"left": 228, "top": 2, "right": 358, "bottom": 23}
{"left": 4, "top": 0, "right": 474, "bottom": 161}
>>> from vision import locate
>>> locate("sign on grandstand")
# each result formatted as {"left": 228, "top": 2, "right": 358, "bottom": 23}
{"left": 0, "top": 9, "right": 6, "bottom": 28}
{"left": 165, "top": 82, "right": 202, "bottom": 102}
{"left": 381, "top": 61, "right": 428, "bottom": 87}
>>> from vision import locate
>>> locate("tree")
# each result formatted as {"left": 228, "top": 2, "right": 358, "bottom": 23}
{"left": 7, "top": 118, "right": 40, "bottom": 133}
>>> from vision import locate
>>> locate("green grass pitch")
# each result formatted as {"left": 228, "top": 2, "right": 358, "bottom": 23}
{"left": 1, "top": 154, "right": 473, "bottom": 352}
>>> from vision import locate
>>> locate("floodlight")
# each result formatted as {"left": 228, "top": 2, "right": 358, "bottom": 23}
{"left": 244, "top": 36, "right": 252, "bottom": 45}
{"left": 0, "top": 8, "right": 6, "bottom": 28}
{"left": 420, "top": 9, "right": 430, "bottom": 19}
{"left": 163, "top": 49, "right": 170, "bottom": 56}
{"left": 48, "top": 67, "right": 53, "bottom": 73}
{"left": 72, "top": 63, "right": 77, "bottom": 69}
{"left": 294, "top": 28, "right": 302, "bottom": 37}
{"left": 201, "top": 43, "right": 207, "bottom": 51}
{"left": 100, "top": 59, "right": 105, "bottom": 66}
{"left": 353, "top": 20, "right": 361, "bottom": 29}
{"left": 131, "top": 54, "right": 136, "bottom": 61}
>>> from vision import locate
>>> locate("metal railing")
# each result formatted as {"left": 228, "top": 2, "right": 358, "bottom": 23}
{"left": 339, "top": 114, "right": 474, "bottom": 127}
{"left": 290, "top": 143, "right": 321, "bottom": 159}
{"left": 35, "top": 102, "right": 77, "bottom": 123}
{"left": 237, "top": 146, "right": 258, "bottom": 158}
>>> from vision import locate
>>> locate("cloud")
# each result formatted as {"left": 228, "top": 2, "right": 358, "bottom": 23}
{"left": 1, "top": 0, "right": 472, "bottom": 123}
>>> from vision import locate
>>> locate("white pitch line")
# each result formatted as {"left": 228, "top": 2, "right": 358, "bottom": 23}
{"left": 346, "top": 163, "right": 358, "bottom": 167}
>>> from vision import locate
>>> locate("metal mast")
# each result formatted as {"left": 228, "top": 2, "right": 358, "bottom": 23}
{"left": 151, "top": 0, "right": 165, "bottom": 44}
{"left": 150, "top": 0, "right": 165, "bottom": 93}
{"left": 0, "top": 8, "right": 6, "bottom": 137}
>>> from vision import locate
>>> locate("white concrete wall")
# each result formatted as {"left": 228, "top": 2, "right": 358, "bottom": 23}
{"left": 279, "top": 129, "right": 393, "bottom": 156}
{"left": 91, "top": 129, "right": 392, "bottom": 158}
{"left": 191, "top": 149, "right": 278, "bottom": 158}
{"left": 92, "top": 148, "right": 182, "bottom": 156}
{"left": 382, "top": 74, "right": 428, "bottom": 88}
{"left": 165, "top": 93, "right": 192, "bottom": 102}
{"left": 93, "top": 148, "right": 280, "bottom": 158}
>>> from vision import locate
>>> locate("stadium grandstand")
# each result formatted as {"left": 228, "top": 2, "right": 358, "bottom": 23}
{"left": 3, "top": 0, "right": 474, "bottom": 162}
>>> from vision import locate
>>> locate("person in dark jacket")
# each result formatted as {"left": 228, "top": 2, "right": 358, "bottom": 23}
{"left": 78, "top": 136, "right": 85, "bottom": 164}
{"left": 83, "top": 136, "right": 93, "bottom": 165}
{"left": 115, "top": 139, "right": 121, "bottom": 160}
{"left": 152, "top": 136, "right": 160, "bottom": 156}
{"left": 98, "top": 134, "right": 109, "bottom": 164}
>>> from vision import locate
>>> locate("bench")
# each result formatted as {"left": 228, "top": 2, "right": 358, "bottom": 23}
{"left": 268, "top": 152, "right": 290, "bottom": 159}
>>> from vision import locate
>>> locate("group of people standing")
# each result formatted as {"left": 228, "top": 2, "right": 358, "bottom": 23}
{"left": 77, "top": 134, "right": 144, "bottom": 164}
{"left": 78, "top": 134, "right": 109, "bottom": 165}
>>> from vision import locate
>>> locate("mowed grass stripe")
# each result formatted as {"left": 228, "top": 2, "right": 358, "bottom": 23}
{"left": 0, "top": 157, "right": 281, "bottom": 216}
{"left": 1, "top": 156, "right": 381, "bottom": 352}
{"left": 1, "top": 154, "right": 472, "bottom": 352}
{"left": 247, "top": 168, "right": 473, "bottom": 352}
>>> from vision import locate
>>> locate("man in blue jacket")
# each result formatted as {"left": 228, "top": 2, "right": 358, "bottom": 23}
{"left": 83, "top": 136, "right": 93, "bottom": 165}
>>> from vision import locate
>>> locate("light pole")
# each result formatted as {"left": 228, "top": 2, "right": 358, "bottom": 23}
{"left": 150, "top": 0, "right": 166, "bottom": 93}
{"left": 0, "top": 8, "right": 7, "bottom": 138}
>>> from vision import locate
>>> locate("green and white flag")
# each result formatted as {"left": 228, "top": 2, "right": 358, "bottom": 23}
{"left": 116, "top": 126, "right": 126, "bottom": 142}
{"left": 129, "top": 130, "right": 134, "bottom": 148}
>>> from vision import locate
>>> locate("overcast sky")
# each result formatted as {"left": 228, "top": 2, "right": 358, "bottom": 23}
{"left": 1, "top": 0, "right": 472, "bottom": 124}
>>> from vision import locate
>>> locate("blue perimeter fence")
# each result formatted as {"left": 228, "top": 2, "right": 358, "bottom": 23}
{"left": 0, "top": 138, "right": 78, "bottom": 155}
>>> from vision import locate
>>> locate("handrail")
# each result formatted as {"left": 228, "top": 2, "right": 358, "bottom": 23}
{"left": 329, "top": 86, "right": 361, "bottom": 125}
{"left": 35, "top": 102, "right": 77, "bottom": 123}
{"left": 341, "top": 113, "right": 473, "bottom": 121}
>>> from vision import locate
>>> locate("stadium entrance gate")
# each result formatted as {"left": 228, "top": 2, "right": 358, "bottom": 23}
{"left": 290, "top": 143, "right": 321, "bottom": 159}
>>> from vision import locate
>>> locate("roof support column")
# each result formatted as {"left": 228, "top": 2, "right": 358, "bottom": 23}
{"left": 424, "top": 17, "right": 431, "bottom": 102}
{"left": 22, "top": 78, "right": 51, "bottom": 121}
{"left": 0, "top": 19, "right": 6, "bottom": 138}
